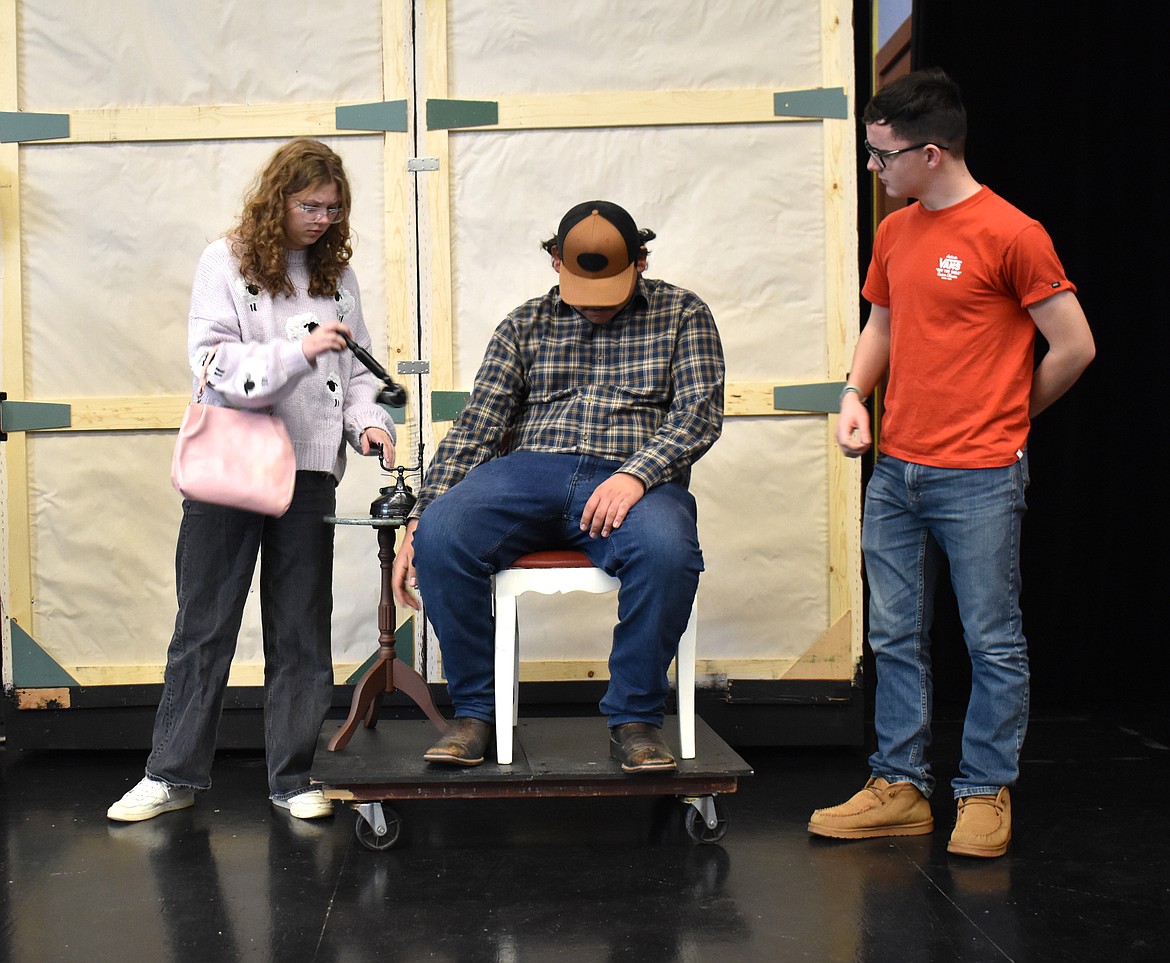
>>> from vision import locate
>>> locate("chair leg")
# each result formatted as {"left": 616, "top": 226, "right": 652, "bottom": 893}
{"left": 677, "top": 597, "right": 698, "bottom": 759}
{"left": 512, "top": 621, "right": 520, "bottom": 728}
{"left": 494, "top": 592, "right": 518, "bottom": 765}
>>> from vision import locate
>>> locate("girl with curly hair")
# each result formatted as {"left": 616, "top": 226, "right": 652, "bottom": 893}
{"left": 109, "top": 138, "right": 396, "bottom": 823}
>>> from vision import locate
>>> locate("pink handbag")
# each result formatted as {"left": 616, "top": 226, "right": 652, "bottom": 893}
{"left": 171, "top": 349, "right": 297, "bottom": 516}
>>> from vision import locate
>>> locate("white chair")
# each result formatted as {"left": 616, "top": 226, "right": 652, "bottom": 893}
{"left": 492, "top": 549, "right": 697, "bottom": 765}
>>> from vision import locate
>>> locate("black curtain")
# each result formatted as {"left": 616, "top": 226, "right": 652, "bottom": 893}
{"left": 892, "top": 2, "right": 1170, "bottom": 713}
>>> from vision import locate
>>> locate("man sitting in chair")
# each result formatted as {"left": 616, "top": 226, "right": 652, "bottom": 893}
{"left": 390, "top": 200, "right": 725, "bottom": 772}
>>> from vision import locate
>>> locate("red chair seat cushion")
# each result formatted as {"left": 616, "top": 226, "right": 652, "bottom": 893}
{"left": 509, "top": 550, "right": 595, "bottom": 570}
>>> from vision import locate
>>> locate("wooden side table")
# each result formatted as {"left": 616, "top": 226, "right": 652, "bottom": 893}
{"left": 325, "top": 516, "right": 450, "bottom": 751}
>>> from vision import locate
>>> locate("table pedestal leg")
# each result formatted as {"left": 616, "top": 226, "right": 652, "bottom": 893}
{"left": 328, "top": 525, "right": 450, "bottom": 752}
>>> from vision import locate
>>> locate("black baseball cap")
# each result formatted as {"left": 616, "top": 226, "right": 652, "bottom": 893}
{"left": 555, "top": 200, "right": 641, "bottom": 308}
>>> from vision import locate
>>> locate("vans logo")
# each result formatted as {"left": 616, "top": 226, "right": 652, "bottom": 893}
{"left": 936, "top": 253, "right": 963, "bottom": 281}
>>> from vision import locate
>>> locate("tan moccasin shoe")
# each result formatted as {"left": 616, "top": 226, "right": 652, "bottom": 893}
{"left": 808, "top": 776, "right": 934, "bottom": 839}
{"left": 947, "top": 787, "right": 1011, "bottom": 858}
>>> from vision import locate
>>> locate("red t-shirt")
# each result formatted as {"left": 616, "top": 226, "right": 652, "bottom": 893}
{"left": 863, "top": 187, "right": 1076, "bottom": 468}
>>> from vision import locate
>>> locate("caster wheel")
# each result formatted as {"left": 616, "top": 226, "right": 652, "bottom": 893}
{"left": 354, "top": 804, "right": 402, "bottom": 851}
{"left": 684, "top": 801, "right": 728, "bottom": 844}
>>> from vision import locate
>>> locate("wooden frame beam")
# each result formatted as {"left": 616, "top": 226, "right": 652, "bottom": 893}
{"left": 2, "top": 0, "right": 34, "bottom": 634}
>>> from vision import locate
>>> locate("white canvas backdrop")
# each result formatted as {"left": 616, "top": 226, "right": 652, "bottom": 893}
{"left": 4, "top": 0, "right": 854, "bottom": 687}
{"left": 437, "top": 1, "right": 839, "bottom": 673}
{"left": 444, "top": 125, "right": 831, "bottom": 668}
{"left": 20, "top": 136, "right": 394, "bottom": 677}
{"left": 14, "top": 0, "right": 396, "bottom": 679}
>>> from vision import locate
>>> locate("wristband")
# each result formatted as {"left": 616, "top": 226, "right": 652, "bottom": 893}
{"left": 839, "top": 384, "right": 867, "bottom": 406}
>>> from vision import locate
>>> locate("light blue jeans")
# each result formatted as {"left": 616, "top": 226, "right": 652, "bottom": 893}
{"left": 412, "top": 452, "right": 703, "bottom": 727}
{"left": 863, "top": 454, "right": 1030, "bottom": 799}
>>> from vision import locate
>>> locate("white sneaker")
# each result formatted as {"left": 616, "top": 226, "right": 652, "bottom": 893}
{"left": 107, "top": 777, "right": 195, "bottom": 822}
{"left": 271, "top": 788, "right": 334, "bottom": 820}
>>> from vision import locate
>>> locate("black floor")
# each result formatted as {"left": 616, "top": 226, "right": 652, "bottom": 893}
{"left": 2, "top": 712, "right": 1168, "bottom": 962}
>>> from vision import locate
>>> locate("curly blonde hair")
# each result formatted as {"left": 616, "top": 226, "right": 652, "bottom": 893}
{"left": 231, "top": 138, "right": 353, "bottom": 298}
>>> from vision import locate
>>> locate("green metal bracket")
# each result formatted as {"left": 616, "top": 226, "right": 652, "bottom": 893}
{"left": 773, "top": 381, "right": 846, "bottom": 413}
{"left": 346, "top": 617, "right": 415, "bottom": 681}
{"left": 378, "top": 402, "right": 406, "bottom": 425}
{"left": 0, "top": 111, "right": 70, "bottom": 143}
{"left": 9, "top": 621, "right": 80, "bottom": 688}
{"left": 426, "top": 99, "right": 499, "bottom": 130}
{"left": 431, "top": 390, "right": 470, "bottom": 422}
{"left": 394, "top": 618, "right": 414, "bottom": 670}
{"left": 772, "top": 87, "right": 849, "bottom": 120}
{"left": 335, "top": 100, "right": 409, "bottom": 133}
{"left": 0, "top": 394, "right": 72, "bottom": 440}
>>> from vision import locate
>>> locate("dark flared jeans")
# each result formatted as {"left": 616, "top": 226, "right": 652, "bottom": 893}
{"left": 146, "top": 471, "right": 336, "bottom": 799}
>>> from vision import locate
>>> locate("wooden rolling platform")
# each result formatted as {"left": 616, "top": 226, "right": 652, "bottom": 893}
{"left": 311, "top": 716, "right": 753, "bottom": 849}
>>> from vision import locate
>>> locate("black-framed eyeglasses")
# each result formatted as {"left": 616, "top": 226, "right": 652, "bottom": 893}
{"left": 292, "top": 200, "right": 345, "bottom": 223}
{"left": 863, "top": 140, "right": 949, "bottom": 169}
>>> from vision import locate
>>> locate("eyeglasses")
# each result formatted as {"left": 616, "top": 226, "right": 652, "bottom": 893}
{"left": 292, "top": 200, "right": 345, "bottom": 223}
{"left": 863, "top": 140, "right": 949, "bottom": 169}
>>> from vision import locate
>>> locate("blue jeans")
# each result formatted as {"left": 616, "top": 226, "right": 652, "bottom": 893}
{"left": 412, "top": 452, "right": 703, "bottom": 727}
{"left": 863, "top": 454, "right": 1030, "bottom": 799}
{"left": 147, "top": 472, "right": 337, "bottom": 799}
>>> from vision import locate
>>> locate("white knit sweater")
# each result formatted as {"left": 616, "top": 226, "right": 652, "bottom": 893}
{"left": 187, "top": 237, "right": 395, "bottom": 480}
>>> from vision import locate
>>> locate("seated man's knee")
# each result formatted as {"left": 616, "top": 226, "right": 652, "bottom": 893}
{"left": 621, "top": 516, "right": 701, "bottom": 582}
{"left": 414, "top": 482, "right": 483, "bottom": 543}
{"left": 412, "top": 499, "right": 468, "bottom": 569}
{"left": 634, "top": 489, "right": 698, "bottom": 542}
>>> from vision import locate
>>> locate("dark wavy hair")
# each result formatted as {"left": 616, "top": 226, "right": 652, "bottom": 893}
{"left": 230, "top": 138, "right": 353, "bottom": 298}
{"left": 863, "top": 67, "right": 968, "bottom": 157}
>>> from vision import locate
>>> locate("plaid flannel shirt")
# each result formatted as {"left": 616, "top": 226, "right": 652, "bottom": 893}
{"left": 413, "top": 276, "right": 725, "bottom": 516}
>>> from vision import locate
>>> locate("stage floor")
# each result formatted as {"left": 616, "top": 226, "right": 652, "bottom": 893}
{"left": 3, "top": 711, "right": 1168, "bottom": 960}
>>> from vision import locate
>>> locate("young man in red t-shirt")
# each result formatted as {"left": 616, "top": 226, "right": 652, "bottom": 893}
{"left": 808, "top": 68, "right": 1095, "bottom": 857}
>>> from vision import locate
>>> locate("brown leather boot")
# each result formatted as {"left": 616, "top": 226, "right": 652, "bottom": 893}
{"left": 423, "top": 718, "right": 493, "bottom": 766}
{"left": 808, "top": 777, "right": 934, "bottom": 839}
{"left": 947, "top": 788, "right": 1011, "bottom": 858}
{"left": 609, "top": 722, "right": 677, "bottom": 773}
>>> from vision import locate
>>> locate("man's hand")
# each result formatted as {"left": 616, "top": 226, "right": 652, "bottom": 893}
{"left": 835, "top": 393, "right": 872, "bottom": 457}
{"left": 580, "top": 472, "right": 646, "bottom": 538}
{"left": 391, "top": 519, "right": 421, "bottom": 610}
